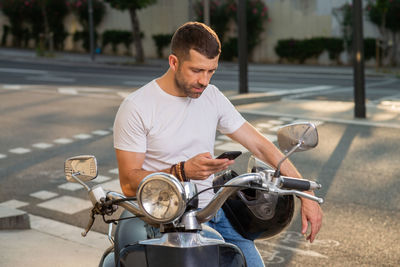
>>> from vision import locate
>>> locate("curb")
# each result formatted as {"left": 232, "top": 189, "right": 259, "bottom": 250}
{"left": 0, "top": 206, "right": 30, "bottom": 230}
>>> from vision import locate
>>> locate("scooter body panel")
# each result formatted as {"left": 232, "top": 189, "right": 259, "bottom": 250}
{"left": 119, "top": 243, "right": 246, "bottom": 267}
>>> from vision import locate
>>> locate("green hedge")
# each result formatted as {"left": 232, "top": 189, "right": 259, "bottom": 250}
{"left": 275, "top": 37, "right": 378, "bottom": 63}
{"left": 102, "top": 30, "right": 133, "bottom": 53}
{"left": 152, "top": 34, "right": 172, "bottom": 58}
{"left": 275, "top": 37, "right": 343, "bottom": 63}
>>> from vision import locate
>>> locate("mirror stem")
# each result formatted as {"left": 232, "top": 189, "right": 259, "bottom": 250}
{"left": 274, "top": 141, "right": 302, "bottom": 178}
{"left": 72, "top": 173, "right": 91, "bottom": 191}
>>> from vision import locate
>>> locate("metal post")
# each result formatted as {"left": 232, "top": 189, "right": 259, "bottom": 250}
{"left": 203, "top": 0, "right": 210, "bottom": 25}
{"left": 352, "top": 0, "right": 366, "bottom": 118}
{"left": 88, "top": 0, "right": 95, "bottom": 62}
{"left": 238, "top": 0, "right": 248, "bottom": 94}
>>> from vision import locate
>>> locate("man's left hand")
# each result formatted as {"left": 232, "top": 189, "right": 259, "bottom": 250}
{"left": 300, "top": 197, "right": 323, "bottom": 243}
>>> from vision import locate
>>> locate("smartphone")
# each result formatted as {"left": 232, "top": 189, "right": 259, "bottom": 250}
{"left": 216, "top": 151, "right": 242, "bottom": 160}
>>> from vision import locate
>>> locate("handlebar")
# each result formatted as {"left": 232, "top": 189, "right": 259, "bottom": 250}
{"left": 195, "top": 173, "right": 263, "bottom": 223}
{"left": 279, "top": 176, "right": 321, "bottom": 191}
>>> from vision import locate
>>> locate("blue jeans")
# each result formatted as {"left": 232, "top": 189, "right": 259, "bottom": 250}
{"left": 206, "top": 209, "right": 265, "bottom": 267}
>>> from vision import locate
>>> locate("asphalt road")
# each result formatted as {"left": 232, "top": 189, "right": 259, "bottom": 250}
{"left": 1, "top": 57, "right": 399, "bottom": 266}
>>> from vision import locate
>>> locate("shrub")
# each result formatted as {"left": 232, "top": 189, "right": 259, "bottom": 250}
{"left": 194, "top": 0, "right": 269, "bottom": 61}
{"left": 364, "top": 37, "right": 378, "bottom": 61}
{"left": 102, "top": 30, "right": 133, "bottom": 53}
{"left": 152, "top": 33, "right": 172, "bottom": 58}
{"left": 0, "top": 0, "right": 69, "bottom": 49}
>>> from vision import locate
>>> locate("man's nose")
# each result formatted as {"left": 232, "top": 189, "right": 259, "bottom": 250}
{"left": 198, "top": 72, "right": 211, "bottom": 87}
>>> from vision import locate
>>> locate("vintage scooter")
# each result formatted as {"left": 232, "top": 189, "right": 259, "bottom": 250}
{"left": 64, "top": 122, "right": 323, "bottom": 267}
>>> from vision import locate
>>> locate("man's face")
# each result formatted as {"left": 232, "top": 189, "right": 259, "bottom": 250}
{"left": 174, "top": 49, "right": 219, "bottom": 98}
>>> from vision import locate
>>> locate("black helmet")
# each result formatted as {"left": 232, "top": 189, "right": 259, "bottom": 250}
{"left": 213, "top": 157, "right": 294, "bottom": 240}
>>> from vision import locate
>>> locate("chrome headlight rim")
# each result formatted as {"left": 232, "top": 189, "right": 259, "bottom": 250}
{"left": 137, "top": 172, "right": 186, "bottom": 224}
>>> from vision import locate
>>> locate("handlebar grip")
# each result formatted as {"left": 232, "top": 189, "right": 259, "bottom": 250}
{"left": 280, "top": 177, "right": 314, "bottom": 191}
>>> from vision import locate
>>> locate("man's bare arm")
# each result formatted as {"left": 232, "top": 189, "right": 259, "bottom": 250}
{"left": 228, "top": 122, "right": 323, "bottom": 242}
{"left": 115, "top": 149, "right": 234, "bottom": 196}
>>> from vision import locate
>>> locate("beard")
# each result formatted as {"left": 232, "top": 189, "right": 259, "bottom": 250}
{"left": 174, "top": 69, "right": 206, "bottom": 99}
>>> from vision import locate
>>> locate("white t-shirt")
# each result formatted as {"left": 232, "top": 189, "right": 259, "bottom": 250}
{"left": 113, "top": 79, "right": 245, "bottom": 207}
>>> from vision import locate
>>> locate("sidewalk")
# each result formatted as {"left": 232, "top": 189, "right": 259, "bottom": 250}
{"left": 0, "top": 211, "right": 109, "bottom": 267}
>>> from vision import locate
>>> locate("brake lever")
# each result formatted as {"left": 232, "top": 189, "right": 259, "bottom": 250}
{"left": 269, "top": 187, "right": 324, "bottom": 204}
{"left": 81, "top": 209, "right": 96, "bottom": 237}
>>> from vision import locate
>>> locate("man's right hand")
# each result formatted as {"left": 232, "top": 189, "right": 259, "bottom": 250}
{"left": 184, "top": 152, "right": 234, "bottom": 180}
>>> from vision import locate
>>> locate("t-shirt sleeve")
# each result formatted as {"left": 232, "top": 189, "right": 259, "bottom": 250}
{"left": 113, "top": 99, "right": 147, "bottom": 153}
{"left": 215, "top": 89, "right": 245, "bottom": 134}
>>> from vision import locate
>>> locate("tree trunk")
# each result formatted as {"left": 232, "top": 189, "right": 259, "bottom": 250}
{"left": 129, "top": 7, "right": 144, "bottom": 63}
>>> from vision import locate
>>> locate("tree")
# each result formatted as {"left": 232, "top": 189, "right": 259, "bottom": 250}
{"left": 367, "top": 0, "right": 400, "bottom": 66}
{"left": 104, "top": 0, "right": 157, "bottom": 63}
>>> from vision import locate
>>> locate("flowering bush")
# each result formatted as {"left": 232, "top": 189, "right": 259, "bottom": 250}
{"left": 68, "top": 0, "right": 106, "bottom": 30}
{"left": 0, "top": 0, "right": 69, "bottom": 49}
{"left": 367, "top": 0, "right": 400, "bottom": 33}
{"left": 68, "top": 0, "right": 106, "bottom": 52}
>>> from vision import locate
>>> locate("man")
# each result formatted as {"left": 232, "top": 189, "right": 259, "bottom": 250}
{"left": 113, "top": 21, "right": 322, "bottom": 266}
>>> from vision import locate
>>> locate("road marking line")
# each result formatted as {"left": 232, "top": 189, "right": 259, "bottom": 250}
{"left": 58, "top": 182, "right": 83, "bottom": 191}
{"left": 100, "top": 180, "right": 122, "bottom": 193}
{"left": 29, "top": 214, "right": 109, "bottom": 249}
{"left": 0, "top": 199, "right": 29, "bottom": 209}
{"left": 54, "top": 138, "right": 73, "bottom": 144}
{"left": 0, "top": 153, "right": 6, "bottom": 159}
{"left": 256, "top": 122, "right": 273, "bottom": 128}
{"left": 92, "top": 130, "right": 110, "bottom": 136}
{"left": 268, "top": 119, "right": 285, "bottom": 125}
{"left": 37, "top": 196, "right": 92, "bottom": 215}
{"left": 32, "top": 142, "right": 54, "bottom": 149}
{"left": 58, "top": 88, "right": 78, "bottom": 95}
{"left": 109, "top": 168, "right": 119, "bottom": 175}
{"left": 30, "top": 190, "right": 59, "bottom": 200}
{"left": 263, "top": 241, "right": 328, "bottom": 258}
{"left": 263, "top": 134, "right": 277, "bottom": 143}
{"left": 26, "top": 76, "right": 75, "bottom": 83}
{"left": 216, "top": 135, "right": 231, "bottom": 141}
{"left": 292, "top": 119, "right": 324, "bottom": 127}
{"left": 278, "top": 117, "right": 295, "bottom": 121}
{"left": 239, "top": 109, "right": 400, "bottom": 129}
{"left": 9, "top": 147, "right": 31, "bottom": 154}
{"left": 2, "top": 84, "right": 22, "bottom": 90}
{"left": 0, "top": 67, "right": 47, "bottom": 75}
{"left": 269, "top": 125, "right": 281, "bottom": 132}
{"left": 74, "top": 133, "right": 92, "bottom": 140}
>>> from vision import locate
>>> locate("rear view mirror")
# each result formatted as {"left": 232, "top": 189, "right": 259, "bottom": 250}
{"left": 64, "top": 155, "right": 98, "bottom": 183}
{"left": 277, "top": 122, "right": 318, "bottom": 154}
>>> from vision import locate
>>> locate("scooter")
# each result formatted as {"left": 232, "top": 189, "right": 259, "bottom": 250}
{"left": 63, "top": 122, "right": 323, "bottom": 267}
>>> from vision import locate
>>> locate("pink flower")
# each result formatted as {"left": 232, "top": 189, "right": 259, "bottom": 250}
{"left": 253, "top": 8, "right": 257, "bottom": 14}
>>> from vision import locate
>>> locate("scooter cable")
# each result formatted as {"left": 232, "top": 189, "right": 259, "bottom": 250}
{"left": 186, "top": 185, "right": 268, "bottom": 207}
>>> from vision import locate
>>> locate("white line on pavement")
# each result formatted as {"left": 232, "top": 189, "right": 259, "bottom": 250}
{"left": 9, "top": 147, "right": 31, "bottom": 154}
{"left": 53, "top": 138, "right": 74, "bottom": 144}
{"left": 240, "top": 109, "right": 400, "bottom": 129}
{"left": 0, "top": 153, "right": 6, "bottom": 159}
{"left": 92, "top": 130, "right": 110, "bottom": 136}
{"left": 74, "top": 134, "right": 92, "bottom": 140}
{"left": 263, "top": 241, "right": 328, "bottom": 258}
{"left": 26, "top": 76, "right": 75, "bottom": 83}
{"left": 32, "top": 143, "right": 54, "bottom": 149}
{"left": 0, "top": 67, "right": 47, "bottom": 75}
{"left": 2, "top": 84, "right": 22, "bottom": 90}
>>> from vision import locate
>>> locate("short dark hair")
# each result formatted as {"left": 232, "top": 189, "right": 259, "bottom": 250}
{"left": 171, "top": 22, "right": 221, "bottom": 61}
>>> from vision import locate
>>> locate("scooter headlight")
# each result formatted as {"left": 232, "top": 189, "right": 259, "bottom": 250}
{"left": 137, "top": 173, "right": 186, "bottom": 224}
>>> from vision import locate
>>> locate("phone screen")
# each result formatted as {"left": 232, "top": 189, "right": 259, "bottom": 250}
{"left": 216, "top": 151, "right": 242, "bottom": 160}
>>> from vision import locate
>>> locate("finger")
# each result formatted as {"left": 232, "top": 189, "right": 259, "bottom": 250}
{"left": 301, "top": 212, "right": 308, "bottom": 235}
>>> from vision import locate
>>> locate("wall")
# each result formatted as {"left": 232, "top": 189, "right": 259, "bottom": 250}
{"left": 0, "top": 0, "right": 380, "bottom": 63}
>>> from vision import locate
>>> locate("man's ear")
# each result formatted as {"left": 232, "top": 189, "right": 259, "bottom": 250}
{"left": 169, "top": 54, "right": 179, "bottom": 71}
